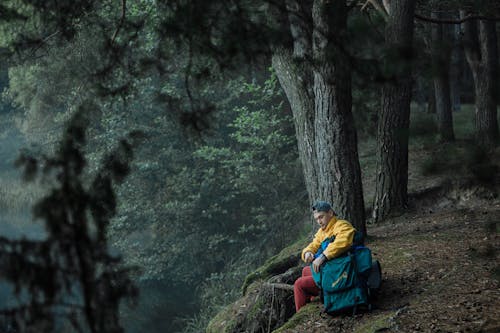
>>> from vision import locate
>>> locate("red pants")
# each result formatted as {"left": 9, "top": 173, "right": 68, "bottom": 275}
{"left": 293, "top": 266, "right": 320, "bottom": 312}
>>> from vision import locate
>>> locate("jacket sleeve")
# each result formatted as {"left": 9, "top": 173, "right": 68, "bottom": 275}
{"left": 323, "top": 220, "right": 355, "bottom": 259}
{"left": 301, "top": 230, "right": 322, "bottom": 262}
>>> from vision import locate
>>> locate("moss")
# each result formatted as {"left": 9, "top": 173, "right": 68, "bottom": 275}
{"left": 205, "top": 304, "right": 238, "bottom": 333}
{"left": 241, "top": 234, "right": 309, "bottom": 295}
{"left": 271, "top": 303, "right": 320, "bottom": 333}
{"left": 354, "top": 311, "right": 397, "bottom": 333}
{"left": 247, "top": 295, "right": 266, "bottom": 321}
{"left": 206, "top": 280, "right": 269, "bottom": 333}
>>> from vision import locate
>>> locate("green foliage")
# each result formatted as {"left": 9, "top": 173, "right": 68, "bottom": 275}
{"left": 183, "top": 257, "right": 255, "bottom": 333}
{"left": 55, "top": 66, "right": 307, "bottom": 332}
{"left": 271, "top": 303, "right": 320, "bottom": 333}
{"left": 353, "top": 311, "right": 399, "bottom": 333}
{"left": 166, "top": 72, "right": 305, "bottom": 332}
{"left": 0, "top": 1, "right": 36, "bottom": 48}
{"left": 241, "top": 234, "right": 307, "bottom": 295}
{"left": 2, "top": 0, "right": 154, "bottom": 146}
{"left": 193, "top": 74, "right": 301, "bottom": 245}
{"left": 0, "top": 108, "right": 138, "bottom": 332}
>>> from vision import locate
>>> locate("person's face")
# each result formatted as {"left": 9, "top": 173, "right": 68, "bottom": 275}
{"left": 313, "top": 210, "right": 333, "bottom": 230}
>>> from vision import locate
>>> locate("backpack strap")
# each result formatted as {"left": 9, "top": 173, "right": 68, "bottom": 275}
{"left": 352, "top": 231, "right": 364, "bottom": 247}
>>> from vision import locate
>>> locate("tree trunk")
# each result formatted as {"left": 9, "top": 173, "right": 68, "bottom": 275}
{"left": 450, "top": 23, "right": 462, "bottom": 113}
{"left": 462, "top": 14, "right": 499, "bottom": 147}
{"left": 427, "top": 88, "right": 436, "bottom": 114}
{"left": 372, "top": 0, "right": 416, "bottom": 223}
{"left": 272, "top": 0, "right": 319, "bottom": 206}
{"left": 311, "top": 0, "right": 365, "bottom": 235}
{"left": 274, "top": 0, "right": 366, "bottom": 235}
{"left": 272, "top": 50, "right": 320, "bottom": 205}
{"left": 431, "top": 11, "right": 455, "bottom": 142}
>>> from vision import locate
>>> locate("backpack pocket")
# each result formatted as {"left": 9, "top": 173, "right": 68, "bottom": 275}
{"left": 354, "top": 247, "right": 372, "bottom": 275}
{"left": 311, "top": 248, "right": 375, "bottom": 314}
{"left": 320, "top": 255, "right": 356, "bottom": 293}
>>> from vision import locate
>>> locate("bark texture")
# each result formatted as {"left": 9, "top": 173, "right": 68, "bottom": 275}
{"left": 462, "top": 15, "right": 499, "bottom": 147}
{"left": 450, "top": 23, "right": 462, "bottom": 113}
{"left": 431, "top": 11, "right": 455, "bottom": 142}
{"left": 273, "top": 0, "right": 366, "bottom": 234}
{"left": 311, "top": 0, "right": 365, "bottom": 235}
{"left": 272, "top": 0, "right": 319, "bottom": 205}
{"left": 273, "top": 50, "right": 319, "bottom": 204}
{"left": 372, "top": 0, "right": 416, "bottom": 223}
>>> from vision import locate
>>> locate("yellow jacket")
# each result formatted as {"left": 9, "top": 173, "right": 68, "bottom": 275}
{"left": 301, "top": 216, "right": 356, "bottom": 261}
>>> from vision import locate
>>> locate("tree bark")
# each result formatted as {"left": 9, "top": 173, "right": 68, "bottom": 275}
{"left": 431, "top": 11, "right": 455, "bottom": 142}
{"left": 272, "top": 0, "right": 319, "bottom": 206}
{"left": 273, "top": 0, "right": 366, "bottom": 235}
{"left": 273, "top": 50, "right": 320, "bottom": 205}
{"left": 462, "top": 14, "right": 499, "bottom": 147}
{"left": 427, "top": 88, "right": 436, "bottom": 114}
{"left": 372, "top": 0, "right": 416, "bottom": 223}
{"left": 311, "top": 0, "right": 365, "bottom": 235}
{"left": 450, "top": 23, "right": 462, "bottom": 113}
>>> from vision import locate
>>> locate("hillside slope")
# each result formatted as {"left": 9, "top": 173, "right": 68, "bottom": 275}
{"left": 275, "top": 180, "right": 500, "bottom": 332}
{"left": 206, "top": 107, "right": 500, "bottom": 333}
{"left": 207, "top": 179, "right": 500, "bottom": 333}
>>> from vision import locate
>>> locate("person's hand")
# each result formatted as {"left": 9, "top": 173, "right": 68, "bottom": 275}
{"left": 312, "top": 255, "right": 326, "bottom": 273}
{"left": 304, "top": 252, "right": 314, "bottom": 263}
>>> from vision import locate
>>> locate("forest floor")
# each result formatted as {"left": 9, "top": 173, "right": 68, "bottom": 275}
{"left": 276, "top": 172, "right": 500, "bottom": 332}
{"left": 207, "top": 108, "right": 500, "bottom": 333}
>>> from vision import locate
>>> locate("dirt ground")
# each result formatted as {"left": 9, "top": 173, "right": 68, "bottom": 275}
{"left": 278, "top": 182, "right": 500, "bottom": 333}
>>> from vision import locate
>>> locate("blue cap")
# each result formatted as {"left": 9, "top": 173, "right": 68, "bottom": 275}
{"left": 312, "top": 201, "right": 332, "bottom": 212}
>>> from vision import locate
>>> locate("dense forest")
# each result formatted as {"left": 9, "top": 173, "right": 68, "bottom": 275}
{"left": 0, "top": 0, "right": 498, "bottom": 332}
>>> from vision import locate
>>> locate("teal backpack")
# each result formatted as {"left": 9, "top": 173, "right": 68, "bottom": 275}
{"left": 311, "top": 233, "right": 381, "bottom": 314}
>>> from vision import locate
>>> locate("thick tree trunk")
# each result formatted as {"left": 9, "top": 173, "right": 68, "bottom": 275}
{"left": 273, "top": 0, "right": 319, "bottom": 206}
{"left": 312, "top": 0, "right": 365, "bottom": 235}
{"left": 462, "top": 15, "right": 499, "bottom": 146}
{"left": 273, "top": 50, "right": 320, "bottom": 205}
{"left": 273, "top": 0, "right": 366, "bottom": 235}
{"left": 431, "top": 12, "right": 455, "bottom": 142}
{"left": 372, "top": 0, "right": 416, "bottom": 223}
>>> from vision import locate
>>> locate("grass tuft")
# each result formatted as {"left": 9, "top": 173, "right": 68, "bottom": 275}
{"left": 272, "top": 304, "right": 321, "bottom": 333}
{"left": 241, "top": 234, "right": 307, "bottom": 295}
